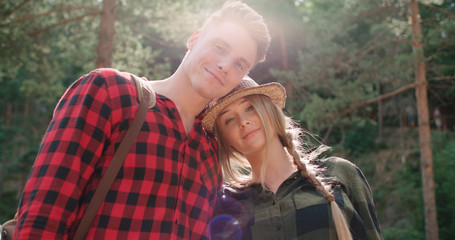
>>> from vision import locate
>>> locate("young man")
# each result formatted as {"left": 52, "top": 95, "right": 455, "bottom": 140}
{"left": 15, "top": 2, "right": 270, "bottom": 239}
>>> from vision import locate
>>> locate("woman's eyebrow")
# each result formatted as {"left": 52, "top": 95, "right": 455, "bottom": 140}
{"left": 218, "top": 109, "right": 230, "bottom": 118}
{"left": 218, "top": 99, "right": 249, "bottom": 119}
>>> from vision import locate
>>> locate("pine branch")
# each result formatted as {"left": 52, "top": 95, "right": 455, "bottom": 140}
{"left": 123, "top": 21, "right": 181, "bottom": 49}
{"left": 333, "top": 83, "right": 419, "bottom": 117}
{"left": 10, "top": 6, "right": 101, "bottom": 23}
{"left": 28, "top": 12, "right": 100, "bottom": 38}
{"left": 420, "top": 2, "right": 455, "bottom": 18}
{"left": 2, "top": 0, "right": 30, "bottom": 20}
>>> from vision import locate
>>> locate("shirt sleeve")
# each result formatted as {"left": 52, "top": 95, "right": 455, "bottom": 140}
{"left": 15, "top": 70, "right": 115, "bottom": 239}
{"left": 327, "top": 157, "right": 383, "bottom": 240}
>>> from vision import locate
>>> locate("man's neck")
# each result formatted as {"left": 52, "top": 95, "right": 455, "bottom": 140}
{"left": 148, "top": 73, "right": 210, "bottom": 134}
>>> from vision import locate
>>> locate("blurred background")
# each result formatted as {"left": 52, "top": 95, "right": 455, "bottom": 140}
{"left": 0, "top": 0, "right": 454, "bottom": 239}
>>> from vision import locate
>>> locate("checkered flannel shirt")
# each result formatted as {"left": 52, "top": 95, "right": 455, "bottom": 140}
{"left": 211, "top": 157, "right": 383, "bottom": 240}
{"left": 15, "top": 68, "right": 221, "bottom": 239}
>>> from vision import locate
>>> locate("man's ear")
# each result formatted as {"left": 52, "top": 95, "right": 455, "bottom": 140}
{"left": 187, "top": 30, "right": 201, "bottom": 50}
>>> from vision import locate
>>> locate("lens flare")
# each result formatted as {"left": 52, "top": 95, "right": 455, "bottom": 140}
{"left": 209, "top": 195, "right": 246, "bottom": 240}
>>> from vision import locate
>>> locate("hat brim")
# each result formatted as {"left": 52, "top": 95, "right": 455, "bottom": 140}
{"left": 202, "top": 82, "right": 286, "bottom": 133}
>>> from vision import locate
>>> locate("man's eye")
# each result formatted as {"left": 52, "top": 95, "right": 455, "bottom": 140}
{"left": 214, "top": 44, "right": 224, "bottom": 52}
{"left": 236, "top": 62, "right": 245, "bottom": 71}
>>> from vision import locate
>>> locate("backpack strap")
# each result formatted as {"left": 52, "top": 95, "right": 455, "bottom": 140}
{"left": 130, "top": 74, "right": 156, "bottom": 109}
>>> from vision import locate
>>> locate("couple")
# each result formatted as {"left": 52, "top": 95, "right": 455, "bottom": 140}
{"left": 14, "top": 1, "right": 381, "bottom": 239}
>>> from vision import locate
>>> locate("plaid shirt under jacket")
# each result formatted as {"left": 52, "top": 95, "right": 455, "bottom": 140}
{"left": 15, "top": 68, "right": 221, "bottom": 239}
{"left": 211, "top": 157, "right": 383, "bottom": 240}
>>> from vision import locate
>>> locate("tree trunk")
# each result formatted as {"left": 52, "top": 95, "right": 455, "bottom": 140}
{"left": 278, "top": 27, "right": 292, "bottom": 97}
{"left": 409, "top": 1, "right": 439, "bottom": 239}
{"left": 17, "top": 99, "right": 30, "bottom": 198}
{"left": 96, "top": 0, "right": 116, "bottom": 68}
{"left": 0, "top": 103, "right": 12, "bottom": 203}
{"left": 377, "top": 81, "right": 383, "bottom": 140}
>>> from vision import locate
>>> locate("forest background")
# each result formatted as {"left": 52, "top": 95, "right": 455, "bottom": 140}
{"left": 0, "top": 0, "right": 454, "bottom": 239}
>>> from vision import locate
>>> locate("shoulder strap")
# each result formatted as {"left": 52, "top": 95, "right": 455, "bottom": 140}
{"left": 130, "top": 73, "right": 156, "bottom": 109}
{"left": 73, "top": 85, "right": 152, "bottom": 240}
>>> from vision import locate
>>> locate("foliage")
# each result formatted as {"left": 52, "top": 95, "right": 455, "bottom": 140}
{"left": 382, "top": 227, "right": 425, "bottom": 240}
{"left": 343, "top": 120, "right": 378, "bottom": 156}
{"left": 0, "top": 0, "right": 454, "bottom": 238}
{"left": 350, "top": 129, "right": 455, "bottom": 240}
{"left": 271, "top": 0, "right": 454, "bottom": 139}
{"left": 285, "top": 0, "right": 413, "bottom": 134}
{"left": 420, "top": 1, "right": 455, "bottom": 125}
{"left": 432, "top": 133, "right": 455, "bottom": 240}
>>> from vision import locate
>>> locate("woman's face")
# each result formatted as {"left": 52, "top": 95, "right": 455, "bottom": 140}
{"left": 216, "top": 97, "right": 266, "bottom": 156}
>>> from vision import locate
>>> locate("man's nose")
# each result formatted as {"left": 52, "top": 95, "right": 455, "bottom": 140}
{"left": 217, "top": 56, "right": 232, "bottom": 74}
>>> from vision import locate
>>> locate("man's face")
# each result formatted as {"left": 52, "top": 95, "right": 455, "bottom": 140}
{"left": 183, "top": 21, "right": 258, "bottom": 100}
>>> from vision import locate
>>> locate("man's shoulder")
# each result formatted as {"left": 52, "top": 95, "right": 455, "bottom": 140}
{"left": 90, "top": 68, "right": 138, "bottom": 85}
{"left": 82, "top": 68, "right": 147, "bottom": 98}
{"left": 72, "top": 68, "right": 135, "bottom": 88}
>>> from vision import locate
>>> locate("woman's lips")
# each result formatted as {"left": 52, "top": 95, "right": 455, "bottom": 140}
{"left": 243, "top": 128, "right": 259, "bottom": 139}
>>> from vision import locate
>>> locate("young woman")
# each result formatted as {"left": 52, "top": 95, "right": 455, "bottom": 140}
{"left": 202, "top": 77, "right": 383, "bottom": 240}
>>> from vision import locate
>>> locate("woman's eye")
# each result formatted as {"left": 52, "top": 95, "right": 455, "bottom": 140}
{"left": 246, "top": 105, "right": 254, "bottom": 112}
{"left": 224, "top": 117, "right": 234, "bottom": 125}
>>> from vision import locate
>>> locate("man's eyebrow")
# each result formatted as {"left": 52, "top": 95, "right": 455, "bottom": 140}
{"left": 239, "top": 58, "right": 252, "bottom": 69}
{"left": 213, "top": 38, "right": 229, "bottom": 48}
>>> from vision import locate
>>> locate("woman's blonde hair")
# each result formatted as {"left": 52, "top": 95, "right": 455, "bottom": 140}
{"left": 214, "top": 94, "right": 353, "bottom": 240}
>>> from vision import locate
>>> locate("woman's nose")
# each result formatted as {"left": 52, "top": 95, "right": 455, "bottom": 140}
{"left": 239, "top": 116, "right": 250, "bottom": 128}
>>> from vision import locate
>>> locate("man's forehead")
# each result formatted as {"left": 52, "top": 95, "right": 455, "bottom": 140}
{"left": 202, "top": 22, "right": 257, "bottom": 65}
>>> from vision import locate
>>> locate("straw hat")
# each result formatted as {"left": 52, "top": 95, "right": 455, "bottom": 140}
{"left": 202, "top": 76, "right": 286, "bottom": 133}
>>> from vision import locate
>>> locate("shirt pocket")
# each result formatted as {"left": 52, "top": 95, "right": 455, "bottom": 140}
{"left": 293, "top": 188, "right": 328, "bottom": 209}
{"left": 293, "top": 189, "right": 334, "bottom": 240}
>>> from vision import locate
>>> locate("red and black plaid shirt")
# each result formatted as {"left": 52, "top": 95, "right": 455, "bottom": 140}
{"left": 16, "top": 68, "right": 221, "bottom": 239}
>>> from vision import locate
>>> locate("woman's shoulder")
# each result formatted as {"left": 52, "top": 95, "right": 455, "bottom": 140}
{"left": 315, "top": 157, "right": 364, "bottom": 186}
{"left": 315, "top": 156, "right": 357, "bottom": 172}
{"left": 218, "top": 184, "right": 259, "bottom": 199}
{"left": 321, "top": 156, "right": 357, "bottom": 170}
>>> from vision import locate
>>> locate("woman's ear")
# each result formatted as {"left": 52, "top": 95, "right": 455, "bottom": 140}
{"left": 187, "top": 30, "right": 201, "bottom": 50}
